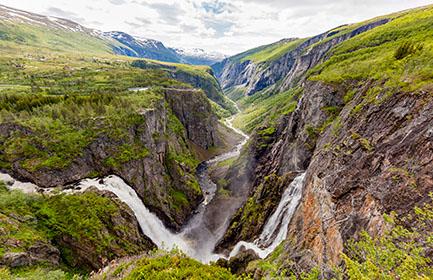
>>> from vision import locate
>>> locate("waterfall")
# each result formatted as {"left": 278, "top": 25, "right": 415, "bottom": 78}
{"left": 0, "top": 114, "right": 302, "bottom": 263}
{"left": 71, "top": 176, "right": 192, "bottom": 253}
{"left": 0, "top": 172, "right": 39, "bottom": 193}
{"left": 229, "top": 172, "right": 306, "bottom": 259}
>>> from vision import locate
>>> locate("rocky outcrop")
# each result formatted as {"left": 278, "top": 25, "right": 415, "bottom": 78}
{"left": 132, "top": 60, "right": 234, "bottom": 113}
{"left": 56, "top": 189, "right": 155, "bottom": 271}
{"left": 0, "top": 188, "right": 155, "bottom": 271}
{"left": 217, "top": 81, "right": 344, "bottom": 252}
{"left": 0, "top": 89, "right": 221, "bottom": 230}
{"left": 213, "top": 18, "right": 391, "bottom": 97}
{"left": 164, "top": 89, "right": 220, "bottom": 149}
{"left": 281, "top": 82, "right": 433, "bottom": 269}
{"left": 1, "top": 242, "right": 60, "bottom": 268}
{"left": 218, "top": 78, "right": 433, "bottom": 271}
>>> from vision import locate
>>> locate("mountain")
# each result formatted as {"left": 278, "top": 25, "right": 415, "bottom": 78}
{"left": 213, "top": 3, "right": 433, "bottom": 277}
{"left": 171, "top": 47, "right": 228, "bottom": 66}
{"left": 0, "top": 4, "right": 235, "bottom": 112}
{"left": 106, "top": 31, "right": 226, "bottom": 65}
{"left": 0, "top": 2, "right": 240, "bottom": 276}
{"left": 105, "top": 31, "right": 181, "bottom": 63}
{"left": 0, "top": 4, "right": 225, "bottom": 65}
{"left": 1, "top": 2, "right": 433, "bottom": 280}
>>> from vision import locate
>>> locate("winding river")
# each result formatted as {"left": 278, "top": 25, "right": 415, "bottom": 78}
{"left": 0, "top": 107, "right": 306, "bottom": 263}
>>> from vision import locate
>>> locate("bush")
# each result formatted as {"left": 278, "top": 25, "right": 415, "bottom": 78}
{"left": 342, "top": 195, "right": 433, "bottom": 280}
{"left": 394, "top": 41, "right": 423, "bottom": 60}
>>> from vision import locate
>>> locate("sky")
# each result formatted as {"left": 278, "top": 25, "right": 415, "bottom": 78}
{"left": 0, "top": 0, "right": 432, "bottom": 55}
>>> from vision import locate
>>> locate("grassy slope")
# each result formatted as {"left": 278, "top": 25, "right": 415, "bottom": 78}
{"left": 309, "top": 5, "right": 433, "bottom": 91}
{"left": 0, "top": 14, "right": 229, "bottom": 172}
{"left": 0, "top": 17, "right": 228, "bottom": 280}
{"left": 232, "top": 4, "right": 433, "bottom": 134}
{"left": 242, "top": 38, "right": 305, "bottom": 64}
{"left": 0, "top": 181, "right": 147, "bottom": 278}
{"left": 92, "top": 250, "right": 244, "bottom": 280}
{"left": 0, "top": 21, "right": 113, "bottom": 55}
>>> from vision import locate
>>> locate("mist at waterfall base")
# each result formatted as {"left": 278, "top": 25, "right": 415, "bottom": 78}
{"left": 1, "top": 171, "right": 306, "bottom": 263}
{"left": 0, "top": 113, "right": 306, "bottom": 263}
{"left": 67, "top": 171, "right": 306, "bottom": 263}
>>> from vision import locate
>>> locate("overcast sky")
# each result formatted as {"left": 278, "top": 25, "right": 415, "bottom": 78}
{"left": 1, "top": 0, "right": 432, "bottom": 55}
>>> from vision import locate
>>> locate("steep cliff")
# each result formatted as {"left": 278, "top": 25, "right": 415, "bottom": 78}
{"left": 216, "top": 4, "right": 433, "bottom": 274}
{"left": 0, "top": 181, "right": 155, "bottom": 272}
{"left": 213, "top": 18, "right": 390, "bottom": 97}
{"left": 132, "top": 60, "right": 236, "bottom": 114}
{"left": 0, "top": 88, "right": 224, "bottom": 230}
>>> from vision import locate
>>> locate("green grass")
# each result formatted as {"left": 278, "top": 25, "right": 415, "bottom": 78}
{"left": 242, "top": 38, "right": 305, "bottom": 64}
{"left": 120, "top": 250, "right": 244, "bottom": 280}
{"left": 0, "top": 50, "right": 204, "bottom": 173}
{"left": 233, "top": 87, "right": 301, "bottom": 133}
{"left": 0, "top": 21, "right": 112, "bottom": 55}
{"left": 309, "top": 5, "right": 433, "bottom": 93}
{"left": 0, "top": 183, "right": 147, "bottom": 276}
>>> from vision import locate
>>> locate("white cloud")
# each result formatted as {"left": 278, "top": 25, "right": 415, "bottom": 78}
{"left": 0, "top": 0, "right": 432, "bottom": 55}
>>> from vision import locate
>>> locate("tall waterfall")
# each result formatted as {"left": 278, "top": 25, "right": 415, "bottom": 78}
{"left": 0, "top": 114, "right": 304, "bottom": 263}
{"left": 228, "top": 173, "right": 306, "bottom": 259}
{"left": 72, "top": 176, "right": 191, "bottom": 253}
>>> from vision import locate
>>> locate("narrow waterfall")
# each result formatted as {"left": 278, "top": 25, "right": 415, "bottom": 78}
{"left": 0, "top": 116, "right": 304, "bottom": 263}
{"left": 229, "top": 173, "right": 306, "bottom": 259}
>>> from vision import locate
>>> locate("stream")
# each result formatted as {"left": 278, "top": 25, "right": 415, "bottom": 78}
{"left": 0, "top": 109, "right": 306, "bottom": 263}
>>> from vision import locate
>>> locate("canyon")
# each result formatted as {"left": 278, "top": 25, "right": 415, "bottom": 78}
{"left": 0, "top": 3, "right": 432, "bottom": 280}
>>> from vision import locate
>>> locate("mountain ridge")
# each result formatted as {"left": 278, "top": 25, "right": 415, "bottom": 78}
{"left": 0, "top": 4, "right": 225, "bottom": 65}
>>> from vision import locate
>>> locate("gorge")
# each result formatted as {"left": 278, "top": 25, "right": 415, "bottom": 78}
{"left": 0, "top": 2, "right": 432, "bottom": 280}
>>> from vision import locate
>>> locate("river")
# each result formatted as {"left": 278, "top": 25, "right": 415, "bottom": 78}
{"left": 0, "top": 107, "right": 306, "bottom": 263}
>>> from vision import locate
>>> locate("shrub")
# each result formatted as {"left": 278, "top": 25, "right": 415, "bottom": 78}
{"left": 342, "top": 195, "right": 433, "bottom": 280}
{"left": 394, "top": 41, "right": 423, "bottom": 60}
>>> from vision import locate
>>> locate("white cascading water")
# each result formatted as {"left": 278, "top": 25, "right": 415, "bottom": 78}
{"left": 69, "top": 176, "right": 192, "bottom": 253}
{"left": 0, "top": 172, "right": 39, "bottom": 193}
{"left": 0, "top": 103, "right": 304, "bottom": 263}
{"left": 229, "top": 173, "right": 306, "bottom": 259}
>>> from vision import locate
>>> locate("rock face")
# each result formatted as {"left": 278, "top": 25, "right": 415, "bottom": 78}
{"left": 56, "top": 189, "right": 156, "bottom": 271}
{"left": 1, "top": 242, "right": 60, "bottom": 268}
{"left": 106, "top": 31, "right": 181, "bottom": 63}
{"left": 164, "top": 89, "right": 220, "bottom": 149}
{"left": 0, "top": 89, "right": 221, "bottom": 230}
{"left": 282, "top": 82, "right": 433, "bottom": 268}
{"left": 213, "top": 18, "right": 390, "bottom": 97}
{"left": 215, "top": 11, "right": 433, "bottom": 272}
{"left": 219, "top": 79, "right": 433, "bottom": 269}
{"left": 132, "top": 60, "right": 233, "bottom": 112}
{"left": 0, "top": 188, "right": 155, "bottom": 271}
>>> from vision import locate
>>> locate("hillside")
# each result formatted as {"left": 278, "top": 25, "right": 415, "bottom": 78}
{"left": 214, "top": 4, "right": 433, "bottom": 277}
{"left": 0, "top": 4, "right": 225, "bottom": 66}
{"left": 0, "top": 2, "right": 432, "bottom": 280}
{"left": 0, "top": 3, "right": 240, "bottom": 277}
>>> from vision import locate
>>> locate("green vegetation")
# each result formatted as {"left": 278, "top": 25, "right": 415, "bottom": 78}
{"left": 0, "top": 48, "right": 217, "bottom": 173}
{"left": 233, "top": 87, "right": 301, "bottom": 133}
{"left": 0, "top": 181, "right": 147, "bottom": 277}
{"left": 0, "top": 266, "right": 78, "bottom": 280}
{"left": 131, "top": 59, "right": 236, "bottom": 114}
{"left": 92, "top": 250, "right": 250, "bottom": 280}
{"left": 394, "top": 41, "right": 424, "bottom": 60}
{"left": 249, "top": 197, "right": 433, "bottom": 279}
{"left": 242, "top": 39, "right": 305, "bottom": 64}
{"left": 104, "top": 143, "right": 149, "bottom": 168}
{"left": 309, "top": 6, "right": 433, "bottom": 93}
{"left": 342, "top": 196, "right": 433, "bottom": 280}
{"left": 0, "top": 21, "right": 112, "bottom": 55}
{"left": 124, "top": 250, "right": 241, "bottom": 280}
{"left": 224, "top": 86, "right": 246, "bottom": 102}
